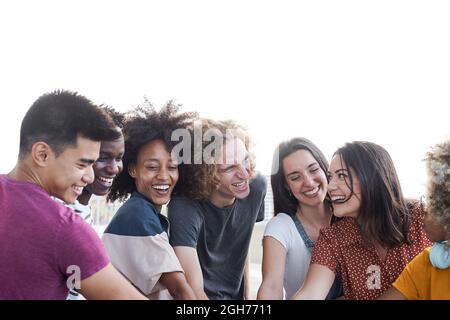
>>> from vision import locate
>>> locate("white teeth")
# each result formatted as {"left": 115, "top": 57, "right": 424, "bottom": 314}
{"left": 73, "top": 186, "right": 83, "bottom": 193}
{"left": 304, "top": 187, "right": 319, "bottom": 195}
{"left": 152, "top": 185, "right": 170, "bottom": 190}
{"left": 331, "top": 195, "right": 346, "bottom": 202}
{"left": 232, "top": 181, "right": 246, "bottom": 187}
{"left": 98, "top": 177, "right": 113, "bottom": 183}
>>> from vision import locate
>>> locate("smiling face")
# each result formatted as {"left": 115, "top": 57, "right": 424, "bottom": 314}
{"left": 327, "top": 154, "right": 362, "bottom": 218}
{"left": 44, "top": 136, "right": 100, "bottom": 203}
{"left": 283, "top": 149, "right": 328, "bottom": 209}
{"left": 85, "top": 134, "right": 125, "bottom": 196}
{"left": 129, "top": 139, "right": 178, "bottom": 212}
{"left": 210, "top": 137, "right": 251, "bottom": 207}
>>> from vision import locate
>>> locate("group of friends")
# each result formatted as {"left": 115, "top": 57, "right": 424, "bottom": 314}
{"left": 0, "top": 90, "right": 448, "bottom": 300}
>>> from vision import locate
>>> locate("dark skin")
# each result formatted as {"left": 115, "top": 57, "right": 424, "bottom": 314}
{"left": 78, "top": 135, "right": 124, "bottom": 205}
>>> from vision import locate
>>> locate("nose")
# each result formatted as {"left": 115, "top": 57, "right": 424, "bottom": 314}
{"left": 83, "top": 166, "right": 95, "bottom": 185}
{"left": 157, "top": 167, "right": 170, "bottom": 181}
{"left": 328, "top": 177, "right": 337, "bottom": 191}
{"left": 237, "top": 164, "right": 250, "bottom": 180}
{"left": 106, "top": 160, "right": 120, "bottom": 175}
{"left": 303, "top": 173, "right": 315, "bottom": 187}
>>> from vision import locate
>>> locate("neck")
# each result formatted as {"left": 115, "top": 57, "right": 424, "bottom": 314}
{"left": 7, "top": 162, "right": 47, "bottom": 192}
{"left": 208, "top": 190, "right": 235, "bottom": 208}
{"left": 296, "top": 203, "right": 331, "bottom": 227}
{"left": 77, "top": 189, "right": 93, "bottom": 205}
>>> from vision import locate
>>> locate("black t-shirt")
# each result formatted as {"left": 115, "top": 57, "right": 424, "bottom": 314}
{"left": 168, "top": 174, "right": 266, "bottom": 300}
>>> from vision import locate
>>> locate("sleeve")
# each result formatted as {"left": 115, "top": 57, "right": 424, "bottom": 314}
{"left": 392, "top": 249, "right": 430, "bottom": 300}
{"left": 167, "top": 197, "right": 203, "bottom": 248}
{"left": 263, "top": 215, "right": 291, "bottom": 251}
{"left": 102, "top": 202, "right": 183, "bottom": 295}
{"left": 310, "top": 229, "right": 338, "bottom": 275}
{"left": 102, "top": 232, "right": 182, "bottom": 295}
{"left": 251, "top": 173, "right": 267, "bottom": 222}
{"left": 55, "top": 213, "right": 109, "bottom": 282}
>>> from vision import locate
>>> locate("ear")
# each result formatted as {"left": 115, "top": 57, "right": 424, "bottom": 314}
{"left": 31, "top": 142, "right": 53, "bottom": 167}
{"left": 128, "top": 164, "right": 136, "bottom": 178}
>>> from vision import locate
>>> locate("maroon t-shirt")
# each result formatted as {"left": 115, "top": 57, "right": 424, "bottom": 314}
{"left": 0, "top": 175, "right": 109, "bottom": 299}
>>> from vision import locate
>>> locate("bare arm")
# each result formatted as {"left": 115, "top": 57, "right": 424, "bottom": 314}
{"left": 159, "top": 271, "right": 197, "bottom": 300}
{"left": 79, "top": 263, "right": 147, "bottom": 300}
{"left": 257, "top": 236, "right": 286, "bottom": 300}
{"left": 378, "top": 287, "right": 407, "bottom": 300}
{"left": 291, "top": 264, "right": 336, "bottom": 300}
{"left": 173, "top": 246, "right": 209, "bottom": 300}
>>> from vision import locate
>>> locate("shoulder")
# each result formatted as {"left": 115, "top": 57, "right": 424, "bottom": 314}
{"left": 167, "top": 196, "right": 203, "bottom": 218}
{"left": 411, "top": 247, "right": 432, "bottom": 265}
{"left": 105, "top": 194, "right": 162, "bottom": 236}
{"left": 319, "top": 217, "right": 360, "bottom": 246}
{"left": 264, "top": 213, "right": 295, "bottom": 236}
{"left": 266, "top": 213, "right": 293, "bottom": 229}
{"left": 250, "top": 173, "right": 267, "bottom": 195}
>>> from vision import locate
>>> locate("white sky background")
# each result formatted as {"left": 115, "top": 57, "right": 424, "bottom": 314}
{"left": 0, "top": 0, "right": 449, "bottom": 198}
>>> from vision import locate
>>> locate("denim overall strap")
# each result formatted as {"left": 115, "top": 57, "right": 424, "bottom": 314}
{"left": 291, "top": 214, "right": 314, "bottom": 253}
{"left": 291, "top": 213, "right": 343, "bottom": 299}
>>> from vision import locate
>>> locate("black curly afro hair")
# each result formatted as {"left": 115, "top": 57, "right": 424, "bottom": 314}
{"left": 107, "top": 101, "right": 198, "bottom": 202}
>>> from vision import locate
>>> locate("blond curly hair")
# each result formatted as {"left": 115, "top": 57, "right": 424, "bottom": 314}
{"left": 425, "top": 139, "right": 450, "bottom": 239}
{"left": 174, "top": 118, "right": 256, "bottom": 200}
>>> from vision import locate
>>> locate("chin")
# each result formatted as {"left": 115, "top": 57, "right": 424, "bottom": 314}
{"left": 235, "top": 190, "right": 250, "bottom": 199}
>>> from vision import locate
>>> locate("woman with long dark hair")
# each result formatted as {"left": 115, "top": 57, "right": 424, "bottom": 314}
{"left": 257, "top": 138, "right": 341, "bottom": 299}
{"left": 292, "top": 141, "right": 431, "bottom": 300}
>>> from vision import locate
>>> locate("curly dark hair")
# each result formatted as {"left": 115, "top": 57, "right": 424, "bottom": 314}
{"left": 19, "top": 90, "right": 120, "bottom": 158}
{"left": 425, "top": 139, "right": 450, "bottom": 239}
{"left": 174, "top": 118, "right": 256, "bottom": 200}
{"left": 107, "top": 101, "right": 198, "bottom": 202}
{"left": 101, "top": 105, "right": 126, "bottom": 129}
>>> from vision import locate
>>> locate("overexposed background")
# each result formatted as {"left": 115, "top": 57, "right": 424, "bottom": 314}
{"left": 1, "top": 1, "right": 449, "bottom": 199}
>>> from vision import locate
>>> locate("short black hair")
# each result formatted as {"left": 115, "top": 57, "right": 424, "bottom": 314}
{"left": 108, "top": 101, "right": 198, "bottom": 202}
{"left": 19, "top": 90, "right": 121, "bottom": 158}
{"left": 101, "top": 105, "right": 125, "bottom": 129}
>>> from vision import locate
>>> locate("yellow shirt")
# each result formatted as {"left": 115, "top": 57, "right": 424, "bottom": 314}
{"left": 393, "top": 247, "right": 450, "bottom": 300}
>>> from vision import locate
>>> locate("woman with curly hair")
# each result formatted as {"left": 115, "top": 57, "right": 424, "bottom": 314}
{"left": 292, "top": 141, "right": 431, "bottom": 300}
{"left": 102, "top": 102, "right": 198, "bottom": 300}
{"left": 167, "top": 118, "right": 267, "bottom": 300}
{"left": 381, "top": 139, "right": 450, "bottom": 299}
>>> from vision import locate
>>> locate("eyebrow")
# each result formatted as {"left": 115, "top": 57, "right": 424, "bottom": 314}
{"left": 334, "top": 168, "right": 349, "bottom": 174}
{"left": 222, "top": 164, "right": 237, "bottom": 171}
{"left": 79, "top": 158, "right": 96, "bottom": 165}
{"left": 100, "top": 151, "right": 124, "bottom": 157}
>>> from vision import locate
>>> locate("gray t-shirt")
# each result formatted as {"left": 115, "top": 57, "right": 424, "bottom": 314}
{"left": 168, "top": 174, "right": 267, "bottom": 300}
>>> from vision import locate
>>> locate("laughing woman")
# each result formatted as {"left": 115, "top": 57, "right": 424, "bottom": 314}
{"left": 257, "top": 138, "right": 341, "bottom": 300}
{"left": 291, "top": 141, "right": 431, "bottom": 300}
{"left": 103, "top": 103, "right": 198, "bottom": 299}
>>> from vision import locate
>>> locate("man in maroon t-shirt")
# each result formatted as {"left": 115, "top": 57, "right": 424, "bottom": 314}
{"left": 0, "top": 90, "right": 145, "bottom": 299}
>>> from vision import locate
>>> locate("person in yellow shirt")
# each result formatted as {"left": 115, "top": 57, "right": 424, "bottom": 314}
{"left": 380, "top": 139, "right": 450, "bottom": 300}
